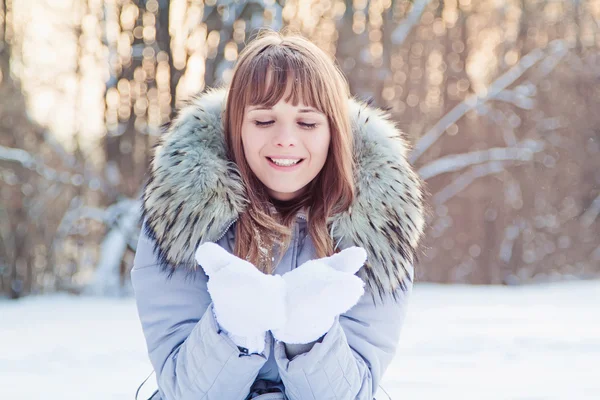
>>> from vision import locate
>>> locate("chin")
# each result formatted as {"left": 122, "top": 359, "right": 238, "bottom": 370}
{"left": 266, "top": 185, "right": 307, "bottom": 200}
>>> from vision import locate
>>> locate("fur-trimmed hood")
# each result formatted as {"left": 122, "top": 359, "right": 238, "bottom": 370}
{"left": 142, "top": 88, "right": 425, "bottom": 297}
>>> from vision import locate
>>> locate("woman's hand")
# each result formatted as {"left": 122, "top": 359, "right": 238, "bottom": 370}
{"left": 195, "top": 242, "right": 286, "bottom": 353}
{"left": 272, "top": 247, "right": 367, "bottom": 345}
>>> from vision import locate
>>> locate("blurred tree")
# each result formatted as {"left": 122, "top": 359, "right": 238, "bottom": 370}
{"left": 0, "top": 0, "right": 43, "bottom": 298}
{"left": 1, "top": 0, "right": 599, "bottom": 297}
{"left": 103, "top": 0, "right": 169, "bottom": 198}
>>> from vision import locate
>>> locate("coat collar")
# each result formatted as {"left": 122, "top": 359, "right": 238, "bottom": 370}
{"left": 142, "top": 88, "right": 425, "bottom": 298}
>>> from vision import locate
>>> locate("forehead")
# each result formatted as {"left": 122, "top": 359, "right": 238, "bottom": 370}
{"left": 244, "top": 62, "right": 324, "bottom": 112}
{"left": 246, "top": 101, "right": 321, "bottom": 114}
{"left": 252, "top": 74, "right": 301, "bottom": 106}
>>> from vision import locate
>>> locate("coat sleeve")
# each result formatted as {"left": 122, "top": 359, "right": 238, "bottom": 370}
{"left": 131, "top": 223, "right": 269, "bottom": 400}
{"left": 273, "top": 282, "right": 412, "bottom": 399}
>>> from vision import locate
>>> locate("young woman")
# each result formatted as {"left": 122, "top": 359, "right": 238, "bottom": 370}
{"left": 132, "top": 31, "right": 425, "bottom": 400}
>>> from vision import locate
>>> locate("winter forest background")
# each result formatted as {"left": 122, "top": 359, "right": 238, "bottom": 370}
{"left": 1, "top": 1, "right": 599, "bottom": 399}
{"left": 1, "top": 0, "right": 599, "bottom": 299}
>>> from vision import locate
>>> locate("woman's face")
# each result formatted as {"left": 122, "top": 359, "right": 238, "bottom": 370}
{"left": 241, "top": 97, "right": 331, "bottom": 201}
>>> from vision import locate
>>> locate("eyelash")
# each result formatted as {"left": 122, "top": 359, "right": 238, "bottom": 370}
{"left": 254, "top": 120, "right": 317, "bottom": 130}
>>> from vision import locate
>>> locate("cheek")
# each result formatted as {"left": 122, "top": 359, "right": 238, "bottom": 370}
{"left": 313, "top": 131, "right": 331, "bottom": 165}
{"left": 241, "top": 127, "right": 263, "bottom": 166}
{"left": 241, "top": 127, "right": 253, "bottom": 154}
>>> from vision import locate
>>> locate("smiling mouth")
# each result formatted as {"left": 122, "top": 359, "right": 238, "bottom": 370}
{"left": 266, "top": 157, "right": 305, "bottom": 167}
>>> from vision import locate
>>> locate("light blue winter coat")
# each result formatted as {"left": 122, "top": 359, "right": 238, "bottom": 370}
{"left": 131, "top": 88, "right": 425, "bottom": 399}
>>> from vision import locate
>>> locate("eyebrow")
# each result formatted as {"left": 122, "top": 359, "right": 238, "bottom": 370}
{"left": 299, "top": 108, "right": 321, "bottom": 114}
{"left": 247, "top": 105, "right": 322, "bottom": 114}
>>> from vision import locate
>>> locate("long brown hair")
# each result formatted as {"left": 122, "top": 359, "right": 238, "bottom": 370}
{"left": 223, "top": 30, "right": 355, "bottom": 273}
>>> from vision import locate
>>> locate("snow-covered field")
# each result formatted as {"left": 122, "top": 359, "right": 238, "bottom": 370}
{"left": 1, "top": 281, "right": 599, "bottom": 400}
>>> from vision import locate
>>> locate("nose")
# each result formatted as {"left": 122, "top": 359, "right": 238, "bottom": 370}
{"left": 272, "top": 124, "right": 297, "bottom": 148}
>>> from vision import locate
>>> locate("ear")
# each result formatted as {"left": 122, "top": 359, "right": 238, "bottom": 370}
{"left": 320, "top": 247, "right": 367, "bottom": 275}
{"left": 194, "top": 242, "right": 235, "bottom": 276}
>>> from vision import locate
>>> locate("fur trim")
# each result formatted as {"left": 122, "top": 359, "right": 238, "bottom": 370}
{"left": 142, "top": 88, "right": 425, "bottom": 297}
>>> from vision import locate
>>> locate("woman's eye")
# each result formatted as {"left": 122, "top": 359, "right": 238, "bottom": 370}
{"left": 299, "top": 122, "right": 317, "bottom": 129}
{"left": 254, "top": 120, "right": 274, "bottom": 127}
{"left": 253, "top": 120, "right": 316, "bottom": 129}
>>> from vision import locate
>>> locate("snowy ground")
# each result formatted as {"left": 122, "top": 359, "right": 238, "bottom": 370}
{"left": 1, "top": 281, "right": 599, "bottom": 400}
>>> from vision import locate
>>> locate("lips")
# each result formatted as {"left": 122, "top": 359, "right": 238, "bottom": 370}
{"left": 266, "top": 157, "right": 305, "bottom": 166}
{"left": 266, "top": 157, "right": 305, "bottom": 170}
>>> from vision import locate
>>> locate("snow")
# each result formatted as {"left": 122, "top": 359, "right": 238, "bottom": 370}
{"left": 1, "top": 281, "right": 599, "bottom": 400}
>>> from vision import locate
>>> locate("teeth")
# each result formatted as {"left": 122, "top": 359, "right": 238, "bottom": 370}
{"left": 271, "top": 158, "right": 301, "bottom": 166}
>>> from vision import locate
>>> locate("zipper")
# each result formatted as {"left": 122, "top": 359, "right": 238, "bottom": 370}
{"left": 296, "top": 208, "right": 307, "bottom": 221}
{"left": 214, "top": 218, "right": 238, "bottom": 243}
{"left": 290, "top": 220, "right": 300, "bottom": 269}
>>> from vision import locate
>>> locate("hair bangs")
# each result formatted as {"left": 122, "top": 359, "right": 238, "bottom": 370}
{"left": 244, "top": 45, "right": 327, "bottom": 113}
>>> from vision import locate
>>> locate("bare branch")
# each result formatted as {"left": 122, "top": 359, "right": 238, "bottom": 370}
{"left": 55, "top": 204, "right": 108, "bottom": 238}
{"left": 391, "top": 0, "right": 432, "bottom": 46}
{"left": 83, "top": 199, "right": 141, "bottom": 296}
{"left": 418, "top": 140, "right": 544, "bottom": 181}
{"left": 538, "top": 40, "right": 570, "bottom": 78}
{"left": 580, "top": 193, "right": 600, "bottom": 228}
{"left": 493, "top": 89, "right": 535, "bottom": 110}
{"left": 0, "top": 144, "right": 107, "bottom": 192}
{"left": 55, "top": 196, "right": 138, "bottom": 240}
{"left": 483, "top": 108, "right": 518, "bottom": 146}
{"left": 51, "top": 197, "right": 141, "bottom": 297}
{"left": 499, "top": 220, "right": 526, "bottom": 264}
{"left": 432, "top": 161, "right": 509, "bottom": 206}
{"left": 0, "top": 145, "right": 34, "bottom": 166}
{"left": 410, "top": 40, "right": 570, "bottom": 164}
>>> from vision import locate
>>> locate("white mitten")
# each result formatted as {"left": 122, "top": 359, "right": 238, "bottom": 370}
{"left": 195, "top": 242, "right": 286, "bottom": 354}
{"left": 272, "top": 247, "right": 367, "bottom": 345}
